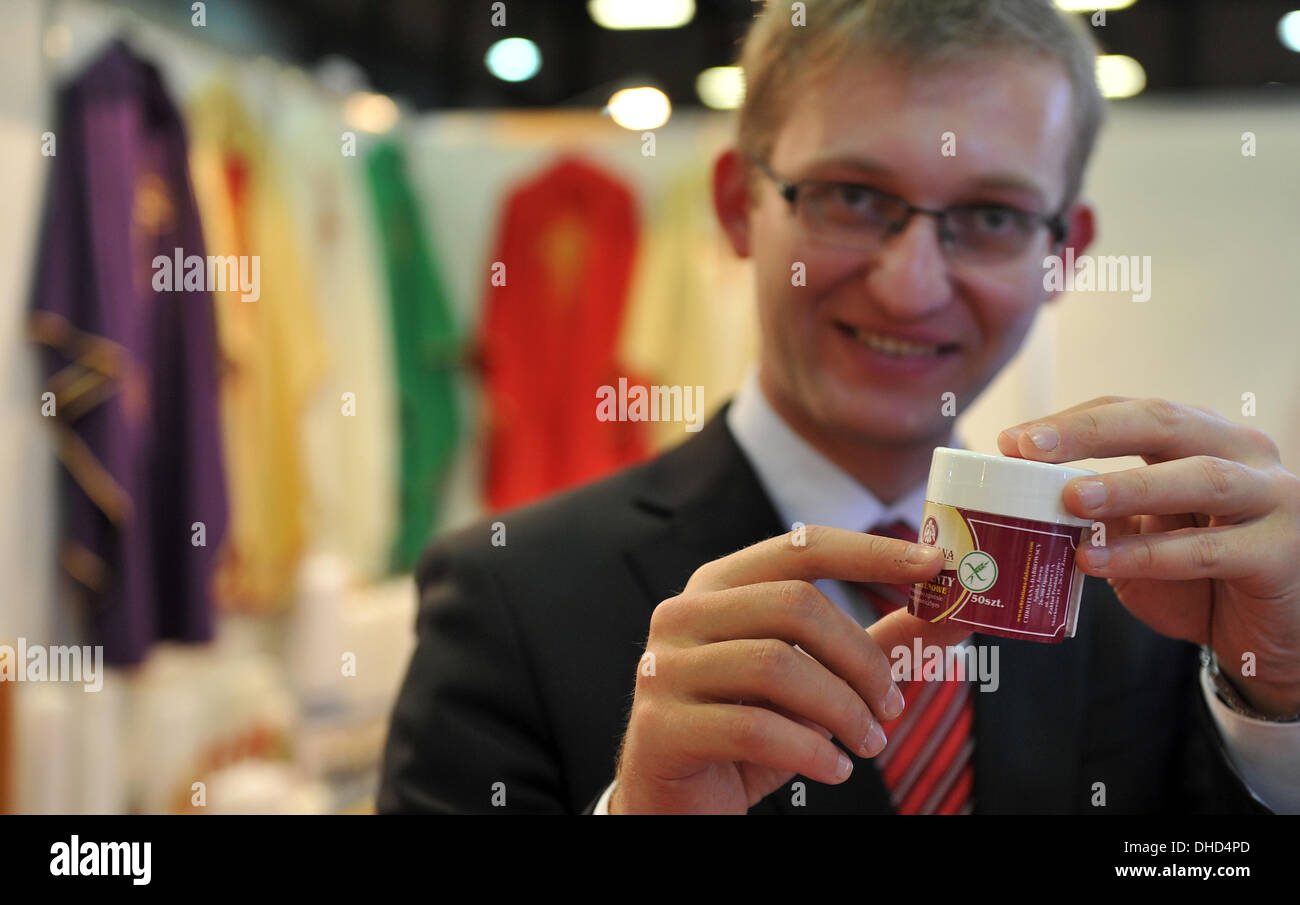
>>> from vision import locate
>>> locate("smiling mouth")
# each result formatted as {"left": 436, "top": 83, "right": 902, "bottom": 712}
{"left": 834, "top": 322, "right": 961, "bottom": 358}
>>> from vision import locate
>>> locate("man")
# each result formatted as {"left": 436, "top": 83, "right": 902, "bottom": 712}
{"left": 378, "top": 0, "right": 1300, "bottom": 814}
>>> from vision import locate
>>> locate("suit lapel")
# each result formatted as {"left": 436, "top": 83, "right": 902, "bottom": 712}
{"left": 624, "top": 405, "right": 786, "bottom": 602}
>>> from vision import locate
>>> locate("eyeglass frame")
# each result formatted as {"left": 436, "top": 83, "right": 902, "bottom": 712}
{"left": 746, "top": 153, "right": 1071, "bottom": 263}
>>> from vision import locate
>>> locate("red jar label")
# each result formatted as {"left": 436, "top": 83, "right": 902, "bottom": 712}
{"left": 907, "top": 501, "right": 1086, "bottom": 643}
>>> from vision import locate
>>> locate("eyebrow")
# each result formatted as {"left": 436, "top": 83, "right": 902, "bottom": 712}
{"left": 798, "top": 153, "right": 1049, "bottom": 208}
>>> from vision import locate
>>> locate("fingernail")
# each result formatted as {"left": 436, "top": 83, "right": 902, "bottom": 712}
{"left": 1026, "top": 424, "right": 1059, "bottom": 451}
{"left": 836, "top": 752, "right": 854, "bottom": 780}
{"left": 884, "top": 685, "right": 905, "bottom": 719}
{"left": 1085, "top": 545, "right": 1111, "bottom": 567}
{"left": 1073, "top": 479, "right": 1107, "bottom": 510}
{"left": 908, "top": 544, "right": 941, "bottom": 564}
{"left": 863, "top": 720, "right": 887, "bottom": 756}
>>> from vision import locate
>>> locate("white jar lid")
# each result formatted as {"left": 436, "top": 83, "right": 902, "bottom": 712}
{"left": 926, "top": 447, "right": 1097, "bottom": 526}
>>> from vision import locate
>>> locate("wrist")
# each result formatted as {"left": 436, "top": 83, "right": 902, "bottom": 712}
{"left": 1202, "top": 647, "right": 1300, "bottom": 721}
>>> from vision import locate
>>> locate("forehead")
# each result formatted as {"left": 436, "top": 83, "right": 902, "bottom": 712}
{"left": 770, "top": 55, "right": 1076, "bottom": 208}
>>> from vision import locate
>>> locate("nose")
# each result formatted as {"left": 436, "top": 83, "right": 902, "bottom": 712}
{"left": 865, "top": 211, "right": 954, "bottom": 318}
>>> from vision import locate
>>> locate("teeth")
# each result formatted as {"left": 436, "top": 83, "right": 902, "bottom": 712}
{"left": 850, "top": 327, "right": 944, "bottom": 357}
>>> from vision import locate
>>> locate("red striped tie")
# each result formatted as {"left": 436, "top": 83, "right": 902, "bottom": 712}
{"left": 857, "top": 518, "right": 975, "bottom": 815}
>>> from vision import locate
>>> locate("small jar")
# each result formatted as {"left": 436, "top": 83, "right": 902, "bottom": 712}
{"left": 908, "top": 448, "right": 1097, "bottom": 644}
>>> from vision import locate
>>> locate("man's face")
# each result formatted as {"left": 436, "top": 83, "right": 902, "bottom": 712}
{"left": 748, "top": 55, "right": 1081, "bottom": 446}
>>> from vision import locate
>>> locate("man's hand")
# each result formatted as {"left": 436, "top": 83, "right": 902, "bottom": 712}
{"left": 999, "top": 396, "right": 1300, "bottom": 718}
{"left": 609, "top": 526, "right": 970, "bottom": 814}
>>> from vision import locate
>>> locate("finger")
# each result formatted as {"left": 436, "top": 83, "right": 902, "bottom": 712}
{"left": 997, "top": 395, "right": 1133, "bottom": 454}
{"left": 998, "top": 398, "right": 1275, "bottom": 466}
{"left": 682, "top": 702, "right": 855, "bottom": 786}
{"left": 1063, "top": 456, "right": 1276, "bottom": 523}
{"left": 763, "top": 704, "right": 833, "bottom": 740}
{"left": 660, "top": 580, "right": 903, "bottom": 723}
{"left": 685, "top": 524, "right": 943, "bottom": 593}
{"left": 737, "top": 707, "right": 833, "bottom": 806}
{"left": 742, "top": 698, "right": 834, "bottom": 739}
{"left": 676, "top": 639, "right": 888, "bottom": 758}
{"left": 1074, "top": 523, "right": 1263, "bottom": 582}
{"left": 1088, "top": 513, "right": 1143, "bottom": 544}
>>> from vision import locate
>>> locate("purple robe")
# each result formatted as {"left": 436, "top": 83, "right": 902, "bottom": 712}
{"left": 29, "top": 40, "right": 228, "bottom": 665}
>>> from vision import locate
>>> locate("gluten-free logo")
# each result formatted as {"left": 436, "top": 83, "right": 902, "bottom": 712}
{"left": 958, "top": 551, "right": 997, "bottom": 593}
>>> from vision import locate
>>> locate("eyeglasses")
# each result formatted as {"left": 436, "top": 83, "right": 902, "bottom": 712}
{"left": 749, "top": 155, "right": 1068, "bottom": 266}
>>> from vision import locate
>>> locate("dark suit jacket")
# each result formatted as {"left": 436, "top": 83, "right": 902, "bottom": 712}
{"left": 377, "top": 405, "right": 1272, "bottom": 814}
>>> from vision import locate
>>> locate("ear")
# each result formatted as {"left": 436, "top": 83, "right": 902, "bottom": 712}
{"left": 1044, "top": 200, "right": 1096, "bottom": 304}
{"left": 712, "top": 147, "right": 754, "bottom": 259}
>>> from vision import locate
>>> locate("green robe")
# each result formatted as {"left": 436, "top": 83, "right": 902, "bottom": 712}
{"left": 365, "top": 140, "right": 461, "bottom": 572}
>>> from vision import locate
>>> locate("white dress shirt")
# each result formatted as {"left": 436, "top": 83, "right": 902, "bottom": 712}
{"left": 596, "top": 369, "right": 1300, "bottom": 813}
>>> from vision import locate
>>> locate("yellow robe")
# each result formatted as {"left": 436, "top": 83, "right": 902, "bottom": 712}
{"left": 186, "top": 81, "right": 327, "bottom": 613}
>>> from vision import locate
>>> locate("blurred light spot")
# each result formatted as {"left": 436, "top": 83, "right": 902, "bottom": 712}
{"left": 588, "top": 0, "right": 695, "bottom": 30}
{"left": 485, "top": 37, "right": 542, "bottom": 82}
{"left": 1280, "top": 11, "right": 1300, "bottom": 53}
{"left": 1096, "top": 54, "right": 1146, "bottom": 98}
{"left": 1056, "top": 0, "right": 1136, "bottom": 10}
{"left": 344, "top": 92, "right": 399, "bottom": 133}
{"left": 696, "top": 66, "right": 745, "bottom": 110}
{"left": 606, "top": 86, "right": 671, "bottom": 130}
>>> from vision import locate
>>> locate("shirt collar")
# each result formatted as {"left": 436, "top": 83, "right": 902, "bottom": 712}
{"left": 725, "top": 368, "right": 961, "bottom": 535}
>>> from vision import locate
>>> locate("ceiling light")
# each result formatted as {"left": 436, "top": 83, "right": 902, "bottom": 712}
{"left": 1279, "top": 11, "right": 1300, "bottom": 53}
{"left": 1056, "top": 1, "right": 1136, "bottom": 11}
{"left": 344, "top": 92, "right": 400, "bottom": 133}
{"left": 485, "top": 37, "right": 542, "bottom": 82}
{"left": 606, "top": 86, "right": 671, "bottom": 130}
{"left": 696, "top": 66, "right": 745, "bottom": 110}
{"left": 1096, "top": 54, "right": 1146, "bottom": 98}
{"left": 588, "top": 0, "right": 695, "bottom": 30}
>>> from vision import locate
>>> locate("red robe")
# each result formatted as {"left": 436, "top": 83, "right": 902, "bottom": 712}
{"left": 481, "top": 155, "right": 650, "bottom": 510}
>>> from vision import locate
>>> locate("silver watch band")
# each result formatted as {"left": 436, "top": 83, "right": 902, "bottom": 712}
{"left": 1201, "top": 646, "right": 1300, "bottom": 723}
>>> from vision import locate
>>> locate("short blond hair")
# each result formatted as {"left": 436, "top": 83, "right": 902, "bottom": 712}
{"left": 736, "top": 0, "right": 1107, "bottom": 210}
